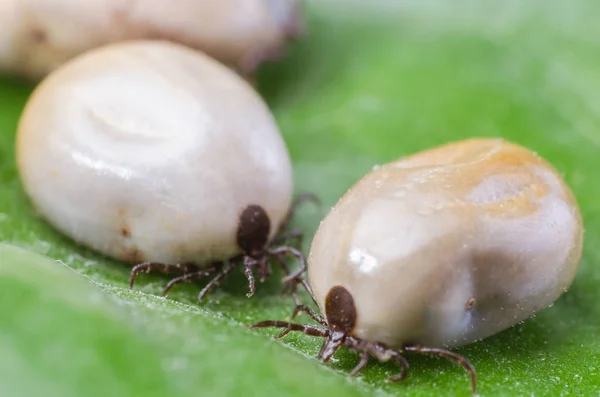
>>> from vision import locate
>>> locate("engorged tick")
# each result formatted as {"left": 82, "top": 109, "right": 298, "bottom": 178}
{"left": 252, "top": 138, "right": 583, "bottom": 395}
{"left": 16, "top": 40, "right": 321, "bottom": 303}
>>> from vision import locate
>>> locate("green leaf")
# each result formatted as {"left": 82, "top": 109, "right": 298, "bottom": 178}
{"left": 1, "top": 1, "right": 599, "bottom": 396}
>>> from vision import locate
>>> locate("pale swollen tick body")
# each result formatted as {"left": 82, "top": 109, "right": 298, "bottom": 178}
{"left": 0, "top": 0, "right": 304, "bottom": 80}
{"left": 253, "top": 138, "right": 584, "bottom": 394}
{"left": 16, "top": 40, "right": 316, "bottom": 302}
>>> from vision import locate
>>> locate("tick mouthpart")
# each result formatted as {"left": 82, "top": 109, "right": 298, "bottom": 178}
{"left": 317, "top": 331, "right": 346, "bottom": 362}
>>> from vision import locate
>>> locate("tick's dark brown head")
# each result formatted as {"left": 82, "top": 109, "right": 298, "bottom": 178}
{"left": 324, "top": 285, "right": 357, "bottom": 334}
{"left": 317, "top": 285, "right": 357, "bottom": 363}
{"left": 236, "top": 204, "right": 271, "bottom": 257}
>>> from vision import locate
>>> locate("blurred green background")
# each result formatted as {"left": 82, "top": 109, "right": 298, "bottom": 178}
{"left": 1, "top": 1, "right": 600, "bottom": 396}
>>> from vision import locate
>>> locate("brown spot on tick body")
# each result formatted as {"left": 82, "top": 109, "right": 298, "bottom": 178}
{"left": 465, "top": 298, "right": 476, "bottom": 310}
{"left": 325, "top": 285, "right": 357, "bottom": 334}
{"left": 120, "top": 226, "right": 131, "bottom": 237}
{"left": 30, "top": 27, "right": 47, "bottom": 43}
{"left": 236, "top": 204, "right": 271, "bottom": 257}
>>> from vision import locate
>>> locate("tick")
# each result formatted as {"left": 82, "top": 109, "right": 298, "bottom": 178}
{"left": 253, "top": 138, "right": 583, "bottom": 394}
{"left": 0, "top": 0, "right": 304, "bottom": 80}
{"left": 16, "top": 40, "right": 316, "bottom": 302}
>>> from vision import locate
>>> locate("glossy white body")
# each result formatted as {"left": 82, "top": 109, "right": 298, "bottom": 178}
{"left": 17, "top": 40, "right": 293, "bottom": 265}
{"left": 308, "top": 138, "right": 583, "bottom": 349}
{"left": 0, "top": 0, "right": 302, "bottom": 80}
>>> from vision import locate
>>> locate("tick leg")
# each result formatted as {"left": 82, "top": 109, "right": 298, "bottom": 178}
{"left": 291, "top": 304, "right": 327, "bottom": 326}
{"left": 271, "top": 253, "right": 307, "bottom": 306}
{"left": 271, "top": 228, "right": 303, "bottom": 248}
{"left": 161, "top": 265, "right": 219, "bottom": 296}
{"left": 276, "top": 192, "right": 321, "bottom": 235}
{"left": 251, "top": 320, "right": 328, "bottom": 338}
{"left": 349, "top": 351, "right": 370, "bottom": 377}
{"left": 274, "top": 246, "right": 318, "bottom": 305}
{"left": 197, "top": 261, "right": 236, "bottom": 302}
{"left": 129, "top": 262, "right": 200, "bottom": 289}
{"left": 257, "top": 258, "right": 272, "bottom": 282}
{"left": 387, "top": 351, "right": 410, "bottom": 382}
{"left": 270, "top": 246, "right": 307, "bottom": 283}
{"left": 348, "top": 339, "right": 409, "bottom": 382}
{"left": 404, "top": 345, "right": 476, "bottom": 395}
{"left": 277, "top": 328, "right": 292, "bottom": 339}
{"left": 243, "top": 256, "right": 257, "bottom": 297}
